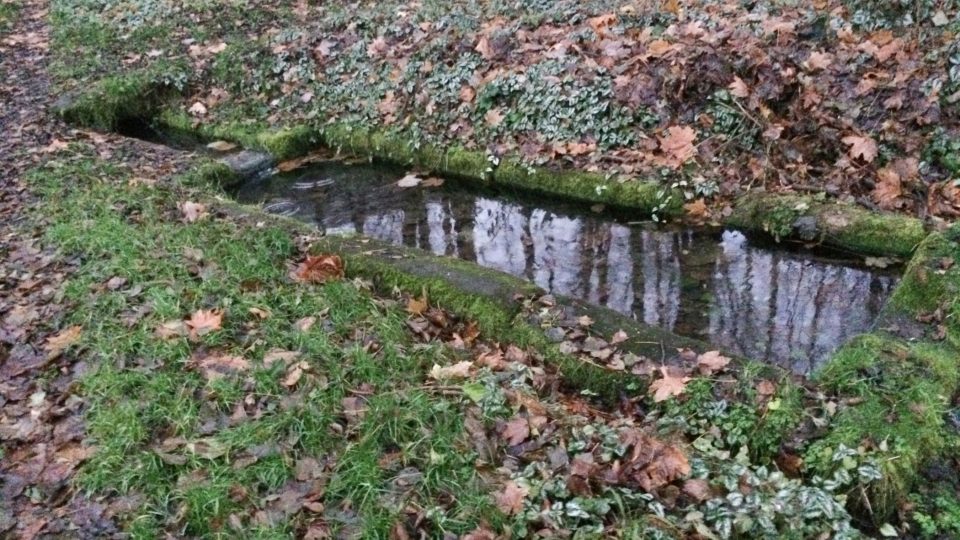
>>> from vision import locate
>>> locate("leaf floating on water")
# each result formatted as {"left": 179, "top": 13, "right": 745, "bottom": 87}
{"left": 397, "top": 173, "right": 422, "bottom": 188}
{"left": 864, "top": 256, "right": 895, "bottom": 268}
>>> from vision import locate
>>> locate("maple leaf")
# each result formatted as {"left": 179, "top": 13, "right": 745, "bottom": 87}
{"left": 728, "top": 76, "right": 750, "bottom": 98}
{"left": 484, "top": 108, "right": 504, "bottom": 128}
{"left": 696, "top": 350, "right": 731, "bottom": 375}
{"left": 657, "top": 126, "right": 697, "bottom": 168}
{"left": 44, "top": 325, "right": 82, "bottom": 359}
{"left": 500, "top": 416, "right": 530, "bottom": 446}
{"left": 179, "top": 201, "right": 208, "bottom": 223}
{"left": 872, "top": 166, "right": 903, "bottom": 209}
{"left": 186, "top": 309, "right": 223, "bottom": 340}
{"left": 494, "top": 480, "right": 528, "bottom": 515}
{"left": 803, "top": 51, "right": 833, "bottom": 71}
{"left": 842, "top": 135, "right": 878, "bottom": 162}
{"left": 406, "top": 295, "right": 429, "bottom": 317}
{"left": 648, "top": 366, "right": 690, "bottom": 402}
{"left": 292, "top": 254, "right": 345, "bottom": 284}
{"left": 683, "top": 199, "right": 708, "bottom": 221}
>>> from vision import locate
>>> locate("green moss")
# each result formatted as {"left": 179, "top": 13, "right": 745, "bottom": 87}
{"left": 256, "top": 125, "right": 323, "bottom": 160}
{"left": 887, "top": 228, "right": 960, "bottom": 348}
{"left": 809, "top": 334, "right": 960, "bottom": 519}
{"left": 496, "top": 160, "right": 679, "bottom": 216}
{"left": 369, "top": 129, "right": 418, "bottom": 165}
{"left": 413, "top": 141, "right": 446, "bottom": 171}
{"left": 443, "top": 146, "right": 493, "bottom": 180}
{"left": 178, "top": 159, "right": 242, "bottom": 191}
{"left": 56, "top": 73, "right": 166, "bottom": 131}
{"left": 320, "top": 122, "right": 372, "bottom": 154}
{"left": 726, "top": 193, "right": 926, "bottom": 257}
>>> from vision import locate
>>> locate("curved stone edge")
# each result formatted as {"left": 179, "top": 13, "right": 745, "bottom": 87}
{"left": 805, "top": 227, "right": 960, "bottom": 521}
{"left": 725, "top": 192, "right": 927, "bottom": 259}
{"left": 54, "top": 78, "right": 927, "bottom": 258}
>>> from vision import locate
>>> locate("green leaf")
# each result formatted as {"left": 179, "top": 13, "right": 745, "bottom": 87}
{"left": 879, "top": 523, "right": 898, "bottom": 537}
{"left": 462, "top": 381, "right": 486, "bottom": 404}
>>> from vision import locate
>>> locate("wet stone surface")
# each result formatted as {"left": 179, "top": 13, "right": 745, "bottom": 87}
{"left": 235, "top": 159, "right": 900, "bottom": 373}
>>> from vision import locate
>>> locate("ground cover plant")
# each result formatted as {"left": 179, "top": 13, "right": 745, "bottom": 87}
{"left": 2, "top": 0, "right": 960, "bottom": 538}
{"left": 49, "top": 0, "right": 960, "bottom": 221}
{"left": 6, "top": 136, "right": 883, "bottom": 539}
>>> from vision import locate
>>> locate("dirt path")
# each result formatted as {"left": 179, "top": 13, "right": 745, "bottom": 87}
{"left": 0, "top": 2, "right": 189, "bottom": 537}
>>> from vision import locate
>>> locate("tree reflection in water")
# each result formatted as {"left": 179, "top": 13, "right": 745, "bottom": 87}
{"left": 239, "top": 168, "right": 897, "bottom": 372}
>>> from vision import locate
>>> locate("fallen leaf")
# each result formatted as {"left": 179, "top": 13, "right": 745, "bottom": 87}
{"left": 206, "top": 140, "right": 237, "bottom": 152}
{"left": 155, "top": 320, "right": 187, "bottom": 339}
{"left": 406, "top": 295, "right": 428, "bottom": 316}
{"left": 186, "top": 309, "right": 223, "bottom": 340}
{"left": 248, "top": 307, "right": 271, "bottom": 319}
{"left": 682, "top": 478, "right": 711, "bottom": 501}
{"left": 294, "top": 316, "right": 317, "bottom": 332}
{"left": 500, "top": 416, "right": 530, "bottom": 446}
{"left": 44, "top": 325, "right": 82, "bottom": 359}
{"left": 842, "top": 135, "right": 878, "bottom": 163}
{"left": 494, "top": 481, "right": 528, "bottom": 515}
{"left": 292, "top": 254, "right": 345, "bottom": 284}
{"left": 197, "top": 353, "right": 249, "bottom": 380}
{"left": 728, "top": 76, "right": 750, "bottom": 98}
{"left": 263, "top": 348, "right": 300, "bottom": 367}
{"left": 648, "top": 366, "right": 690, "bottom": 402}
{"left": 189, "top": 102, "right": 208, "bottom": 116}
{"left": 756, "top": 379, "right": 777, "bottom": 396}
{"left": 429, "top": 361, "right": 473, "bottom": 380}
{"left": 658, "top": 125, "right": 697, "bottom": 167}
{"left": 803, "top": 51, "right": 833, "bottom": 71}
{"left": 484, "top": 108, "right": 504, "bottom": 128}
{"left": 610, "top": 329, "right": 629, "bottom": 345}
{"left": 683, "top": 199, "right": 709, "bottom": 221}
{"left": 283, "top": 361, "right": 309, "bottom": 387}
{"left": 696, "top": 350, "right": 730, "bottom": 375}
{"left": 179, "top": 201, "right": 208, "bottom": 223}
{"left": 396, "top": 174, "right": 422, "bottom": 188}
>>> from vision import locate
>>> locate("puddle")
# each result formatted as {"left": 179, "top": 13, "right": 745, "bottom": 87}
{"left": 234, "top": 159, "right": 899, "bottom": 373}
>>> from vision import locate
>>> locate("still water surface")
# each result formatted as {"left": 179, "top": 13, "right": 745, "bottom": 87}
{"left": 235, "top": 159, "right": 898, "bottom": 373}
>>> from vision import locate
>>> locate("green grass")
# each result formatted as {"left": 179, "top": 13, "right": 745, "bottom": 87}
{"left": 29, "top": 150, "right": 507, "bottom": 537}
{"left": 0, "top": 1, "right": 18, "bottom": 31}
